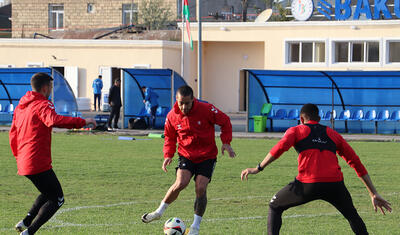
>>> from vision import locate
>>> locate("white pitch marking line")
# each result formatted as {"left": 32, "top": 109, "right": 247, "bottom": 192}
{"left": 46, "top": 212, "right": 343, "bottom": 229}
{"left": 2, "top": 191, "right": 395, "bottom": 231}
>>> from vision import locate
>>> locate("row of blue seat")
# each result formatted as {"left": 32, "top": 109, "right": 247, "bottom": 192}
{"left": 321, "top": 109, "right": 400, "bottom": 122}
{"left": 268, "top": 109, "right": 400, "bottom": 122}
{"left": 268, "top": 109, "right": 299, "bottom": 120}
{"left": 266, "top": 108, "right": 400, "bottom": 133}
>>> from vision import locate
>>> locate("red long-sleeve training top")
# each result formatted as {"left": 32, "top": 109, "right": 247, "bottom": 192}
{"left": 9, "top": 91, "right": 86, "bottom": 175}
{"left": 269, "top": 121, "right": 368, "bottom": 183}
{"left": 163, "top": 98, "right": 232, "bottom": 163}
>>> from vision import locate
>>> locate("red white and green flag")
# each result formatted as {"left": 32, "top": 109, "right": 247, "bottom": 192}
{"left": 183, "top": 0, "right": 193, "bottom": 50}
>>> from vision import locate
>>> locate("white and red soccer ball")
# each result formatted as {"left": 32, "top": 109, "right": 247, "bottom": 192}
{"left": 164, "top": 217, "right": 186, "bottom": 235}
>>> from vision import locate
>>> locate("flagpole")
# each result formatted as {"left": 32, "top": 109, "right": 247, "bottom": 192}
{"left": 196, "top": 0, "right": 202, "bottom": 99}
{"left": 181, "top": 0, "right": 184, "bottom": 78}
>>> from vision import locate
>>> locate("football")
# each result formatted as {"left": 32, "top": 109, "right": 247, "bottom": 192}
{"left": 164, "top": 217, "right": 186, "bottom": 235}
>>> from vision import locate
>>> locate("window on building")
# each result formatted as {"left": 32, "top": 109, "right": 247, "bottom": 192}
{"left": 122, "top": 4, "right": 138, "bottom": 25}
{"left": 289, "top": 43, "right": 300, "bottom": 63}
{"left": 301, "top": 43, "right": 313, "bottom": 62}
{"left": 315, "top": 42, "right": 325, "bottom": 62}
{"left": 334, "top": 41, "right": 379, "bottom": 63}
{"left": 352, "top": 43, "right": 364, "bottom": 62}
{"left": 87, "top": 3, "right": 95, "bottom": 13}
{"left": 367, "top": 42, "right": 379, "bottom": 62}
{"left": 49, "top": 4, "right": 64, "bottom": 31}
{"left": 335, "top": 42, "right": 348, "bottom": 62}
{"left": 287, "top": 41, "right": 325, "bottom": 63}
{"left": 389, "top": 42, "right": 400, "bottom": 63}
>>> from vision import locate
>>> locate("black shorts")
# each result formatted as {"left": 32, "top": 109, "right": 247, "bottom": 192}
{"left": 176, "top": 156, "right": 217, "bottom": 182}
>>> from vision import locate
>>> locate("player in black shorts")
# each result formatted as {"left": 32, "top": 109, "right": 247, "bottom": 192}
{"left": 141, "top": 85, "right": 235, "bottom": 235}
{"left": 241, "top": 103, "right": 392, "bottom": 234}
{"left": 10, "top": 72, "right": 96, "bottom": 235}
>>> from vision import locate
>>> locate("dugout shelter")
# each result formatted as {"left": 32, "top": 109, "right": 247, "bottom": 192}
{"left": 246, "top": 70, "right": 400, "bottom": 134}
{"left": 121, "top": 68, "right": 186, "bottom": 129}
{"left": 0, "top": 67, "right": 78, "bottom": 124}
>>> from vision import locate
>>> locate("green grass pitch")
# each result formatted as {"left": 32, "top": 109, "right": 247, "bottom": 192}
{"left": 0, "top": 132, "right": 399, "bottom": 234}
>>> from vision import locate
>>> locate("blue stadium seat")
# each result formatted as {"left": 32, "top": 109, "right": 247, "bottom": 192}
{"left": 376, "top": 110, "right": 389, "bottom": 121}
{"left": 360, "top": 110, "right": 376, "bottom": 134}
{"left": 389, "top": 110, "right": 400, "bottom": 134}
{"left": 336, "top": 110, "right": 350, "bottom": 120}
{"left": 322, "top": 110, "right": 336, "bottom": 120}
{"left": 374, "top": 110, "right": 390, "bottom": 134}
{"left": 389, "top": 110, "right": 400, "bottom": 121}
{"left": 8, "top": 104, "right": 14, "bottom": 113}
{"left": 319, "top": 110, "right": 324, "bottom": 119}
{"left": 347, "top": 110, "right": 363, "bottom": 133}
{"left": 349, "top": 110, "right": 363, "bottom": 120}
{"left": 285, "top": 109, "right": 299, "bottom": 120}
{"left": 270, "top": 109, "right": 287, "bottom": 119}
{"left": 362, "top": 110, "right": 376, "bottom": 121}
{"left": 267, "top": 109, "right": 287, "bottom": 132}
{"left": 0, "top": 104, "right": 7, "bottom": 113}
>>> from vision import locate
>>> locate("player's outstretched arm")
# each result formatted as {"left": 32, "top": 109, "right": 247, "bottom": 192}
{"left": 360, "top": 174, "right": 392, "bottom": 215}
{"left": 221, "top": 144, "right": 236, "bottom": 158}
{"left": 241, "top": 153, "right": 276, "bottom": 181}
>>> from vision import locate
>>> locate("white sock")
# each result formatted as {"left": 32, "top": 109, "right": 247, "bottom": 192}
{"left": 155, "top": 201, "right": 169, "bottom": 215}
{"left": 191, "top": 214, "right": 202, "bottom": 229}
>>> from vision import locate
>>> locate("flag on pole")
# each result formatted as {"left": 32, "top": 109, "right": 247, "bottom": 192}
{"left": 183, "top": 0, "right": 193, "bottom": 50}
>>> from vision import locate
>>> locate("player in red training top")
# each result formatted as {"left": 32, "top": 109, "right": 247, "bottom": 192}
{"left": 241, "top": 103, "right": 392, "bottom": 235}
{"left": 142, "top": 85, "right": 236, "bottom": 235}
{"left": 9, "top": 73, "right": 96, "bottom": 235}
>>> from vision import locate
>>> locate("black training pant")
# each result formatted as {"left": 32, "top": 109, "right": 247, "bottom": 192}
{"left": 149, "top": 105, "right": 158, "bottom": 128}
{"left": 94, "top": 93, "right": 101, "bottom": 111}
{"left": 268, "top": 179, "right": 368, "bottom": 235}
{"left": 24, "top": 169, "right": 64, "bottom": 235}
{"left": 108, "top": 105, "right": 121, "bottom": 128}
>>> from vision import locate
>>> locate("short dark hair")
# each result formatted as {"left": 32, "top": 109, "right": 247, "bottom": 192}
{"left": 31, "top": 72, "right": 53, "bottom": 92}
{"left": 300, "top": 103, "right": 320, "bottom": 121}
{"left": 176, "top": 85, "right": 193, "bottom": 98}
{"left": 99, "top": 75, "right": 102, "bottom": 78}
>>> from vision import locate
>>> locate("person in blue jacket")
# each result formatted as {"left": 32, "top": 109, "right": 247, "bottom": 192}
{"left": 92, "top": 75, "right": 103, "bottom": 111}
{"left": 142, "top": 86, "right": 159, "bottom": 129}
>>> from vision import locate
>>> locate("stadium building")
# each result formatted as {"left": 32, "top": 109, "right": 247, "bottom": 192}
{"left": 0, "top": 0, "right": 399, "bottom": 132}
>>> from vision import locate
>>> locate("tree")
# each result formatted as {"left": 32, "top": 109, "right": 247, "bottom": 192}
{"left": 269, "top": 2, "right": 291, "bottom": 21}
{"left": 139, "top": 0, "right": 173, "bottom": 30}
{"left": 264, "top": 0, "right": 273, "bottom": 9}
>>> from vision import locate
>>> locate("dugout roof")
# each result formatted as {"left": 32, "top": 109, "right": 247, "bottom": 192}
{"left": 0, "top": 67, "right": 78, "bottom": 115}
{"left": 122, "top": 68, "right": 186, "bottom": 128}
{"left": 246, "top": 70, "right": 400, "bottom": 132}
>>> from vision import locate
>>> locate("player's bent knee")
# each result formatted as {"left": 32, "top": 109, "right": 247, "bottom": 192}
{"left": 52, "top": 195, "right": 65, "bottom": 208}
{"left": 269, "top": 203, "right": 284, "bottom": 215}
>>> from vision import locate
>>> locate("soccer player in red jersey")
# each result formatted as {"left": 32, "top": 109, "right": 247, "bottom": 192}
{"left": 10, "top": 73, "right": 96, "bottom": 235}
{"left": 241, "top": 103, "right": 392, "bottom": 235}
{"left": 142, "top": 85, "right": 236, "bottom": 235}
